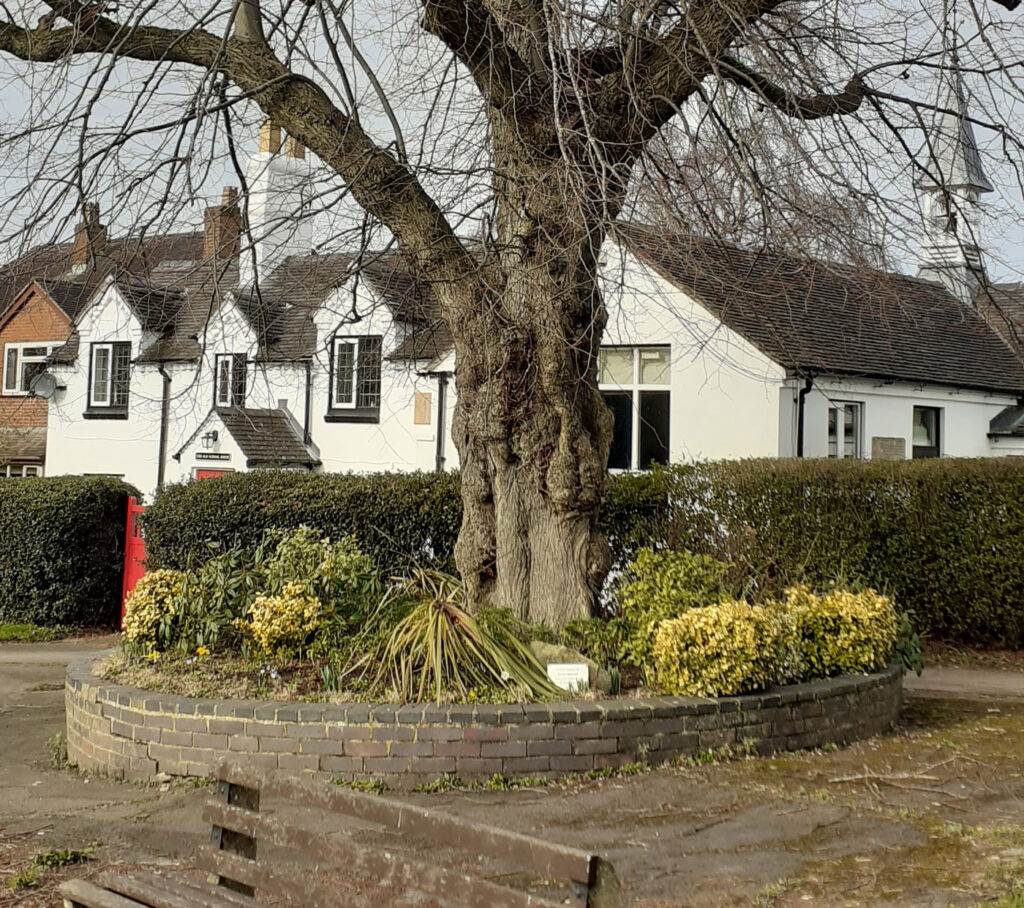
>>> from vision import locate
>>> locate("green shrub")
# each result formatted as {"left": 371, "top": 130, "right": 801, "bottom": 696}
{"left": 618, "top": 548, "right": 730, "bottom": 669}
{"left": 652, "top": 601, "right": 771, "bottom": 697}
{"left": 778, "top": 585, "right": 900, "bottom": 679}
{"left": 122, "top": 569, "right": 186, "bottom": 649}
{"left": 0, "top": 476, "right": 136, "bottom": 627}
{"left": 239, "top": 581, "right": 323, "bottom": 658}
{"left": 560, "top": 617, "right": 629, "bottom": 666}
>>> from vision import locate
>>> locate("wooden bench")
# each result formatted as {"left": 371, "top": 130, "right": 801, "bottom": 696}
{"left": 61, "top": 761, "right": 621, "bottom": 908}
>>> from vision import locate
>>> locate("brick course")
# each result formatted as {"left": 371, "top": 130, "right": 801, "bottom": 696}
{"left": 65, "top": 657, "right": 903, "bottom": 789}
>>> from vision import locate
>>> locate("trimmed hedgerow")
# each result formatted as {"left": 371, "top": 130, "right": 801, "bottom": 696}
{"left": 0, "top": 476, "right": 137, "bottom": 627}
{"left": 666, "top": 458, "right": 1024, "bottom": 648}
{"left": 144, "top": 458, "right": 1024, "bottom": 647}
{"left": 143, "top": 470, "right": 661, "bottom": 585}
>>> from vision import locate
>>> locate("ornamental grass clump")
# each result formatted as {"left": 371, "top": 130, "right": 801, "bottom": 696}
{"left": 375, "top": 569, "right": 561, "bottom": 703}
{"left": 122, "top": 569, "right": 186, "bottom": 649}
{"left": 782, "top": 585, "right": 899, "bottom": 679}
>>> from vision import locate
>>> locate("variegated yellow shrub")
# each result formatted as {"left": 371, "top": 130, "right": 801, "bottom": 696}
{"left": 242, "top": 581, "right": 323, "bottom": 657}
{"left": 779, "top": 584, "right": 899, "bottom": 679}
{"left": 652, "top": 601, "right": 775, "bottom": 697}
{"left": 122, "top": 570, "right": 186, "bottom": 647}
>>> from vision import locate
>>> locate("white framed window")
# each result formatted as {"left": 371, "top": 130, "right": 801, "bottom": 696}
{"left": 598, "top": 346, "right": 671, "bottom": 471}
{"left": 2, "top": 342, "right": 60, "bottom": 396}
{"left": 88, "top": 341, "right": 131, "bottom": 410}
{"left": 828, "top": 402, "right": 862, "bottom": 459}
{"left": 214, "top": 353, "right": 247, "bottom": 408}
{"left": 3, "top": 464, "right": 41, "bottom": 478}
{"left": 329, "top": 335, "right": 382, "bottom": 416}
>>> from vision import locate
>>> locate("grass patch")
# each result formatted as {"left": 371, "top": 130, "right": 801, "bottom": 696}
{"left": 6, "top": 846, "right": 95, "bottom": 890}
{"left": 330, "top": 778, "right": 390, "bottom": 794}
{"left": 47, "top": 732, "right": 69, "bottom": 770}
{"left": 0, "top": 623, "right": 79, "bottom": 642}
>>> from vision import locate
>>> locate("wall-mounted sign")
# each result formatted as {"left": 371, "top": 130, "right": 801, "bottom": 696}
{"left": 196, "top": 452, "right": 231, "bottom": 462}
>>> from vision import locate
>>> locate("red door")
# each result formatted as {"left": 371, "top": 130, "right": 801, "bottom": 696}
{"left": 195, "top": 470, "right": 230, "bottom": 480}
{"left": 121, "top": 496, "right": 147, "bottom": 628}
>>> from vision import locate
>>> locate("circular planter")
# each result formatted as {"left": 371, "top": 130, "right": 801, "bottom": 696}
{"left": 66, "top": 655, "right": 902, "bottom": 788}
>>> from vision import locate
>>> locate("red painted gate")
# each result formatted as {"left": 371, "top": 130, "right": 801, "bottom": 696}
{"left": 121, "top": 496, "right": 147, "bottom": 629}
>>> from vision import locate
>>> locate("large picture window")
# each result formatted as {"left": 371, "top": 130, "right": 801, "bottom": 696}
{"left": 828, "top": 402, "right": 862, "bottom": 459}
{"left": 214, "top": 353, "right": 247, "bottom": 408}
{"left": 2, "top": 342, "right": 60, "bottom": 395}
{"left": 328, "top": 335, "right": 382, "bottom": 421}
{"left": 88, "top": 341, "right": 131, "bottom": 413}
{"left": 598, "top": 346, "right": 670, "bottom": 470}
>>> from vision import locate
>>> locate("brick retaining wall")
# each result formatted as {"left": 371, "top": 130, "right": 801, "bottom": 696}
{"left": 66, "top": 657, "right": 903, "bottom": 788}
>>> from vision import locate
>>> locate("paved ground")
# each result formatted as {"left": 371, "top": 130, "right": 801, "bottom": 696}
{"left": 904, "top": 665, "right": 1024, "bottom": 700}
{"left": 2, "top": 643, "right": 1023, "bottom": 907}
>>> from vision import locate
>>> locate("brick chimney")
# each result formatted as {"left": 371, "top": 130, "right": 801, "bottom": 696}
{"left": 203, "top": 187, "right": 241, "bottom": 261}
{"left": 71, "top": 203, "right": 106, "bottom": 269}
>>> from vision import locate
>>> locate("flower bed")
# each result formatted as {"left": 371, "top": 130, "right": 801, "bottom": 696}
{"left": 65, "top": 656, "right": 903, "bottom": 788}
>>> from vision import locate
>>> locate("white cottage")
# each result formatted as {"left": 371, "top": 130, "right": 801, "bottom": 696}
{"left": 32, "top": 64, "right": 1024, "bottom": 496}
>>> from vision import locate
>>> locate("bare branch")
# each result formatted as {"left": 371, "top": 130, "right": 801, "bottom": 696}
{"left": 718, "top": 55, "right": 868, "bottom": 119}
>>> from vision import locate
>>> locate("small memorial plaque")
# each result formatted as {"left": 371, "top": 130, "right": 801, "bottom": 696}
{"left": 546, "top": 663, "right": 590, "bottom": 692}
{"left": 871, "top": 436, "right": 906, "bottom": 461}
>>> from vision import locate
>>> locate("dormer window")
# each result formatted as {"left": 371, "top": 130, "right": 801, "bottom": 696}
{"left": 86, "top": 341, "right": 130, "bottom": 417}
{"left": 326, "top": 335, "right": 382, "bottom": 423}
{"left": 215, "top": 353, "right": 247, "bottom": 408}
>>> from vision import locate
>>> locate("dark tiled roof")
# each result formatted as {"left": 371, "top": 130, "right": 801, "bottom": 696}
{"left": 389, "top": 320, "right": 453, "bottom": 361}
{"left": 976, "top": 283, "right": 1024, "bottom": 360}
{"left": 619, "top": 224, "right": 1024, "bottom": 394}
{"left": 989, "top": 404, "right": 1024, "bottom": 437}
{"left": 216, "top": 407, "right": 318, "bottom": 467}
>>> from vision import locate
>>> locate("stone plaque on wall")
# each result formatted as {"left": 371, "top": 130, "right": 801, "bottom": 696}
{"left": 871, "top": 436, "right": 906, "bottom": 460}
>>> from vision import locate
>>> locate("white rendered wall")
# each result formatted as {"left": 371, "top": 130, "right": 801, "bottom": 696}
{"left": 784, "top": 377, "right": 1024, "bottom": 459}
{"left": 600, "top": 245, "right": 785, "bottom": 462}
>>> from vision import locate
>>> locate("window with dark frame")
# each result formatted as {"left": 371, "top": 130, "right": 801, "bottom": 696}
{"left": 597, "top": 346, "right": 670, "bottom": 471}
{"left": 912, "top": 406, "right": 941, "bottom": 459}
{"left": 328, "top": 335, "right": 382, "bottom": 420}
{"left": 214, "top": 353, "right": 247, "bottom": 408}
{"left": 88, "top": 341, "right": 131, "bottom": 412}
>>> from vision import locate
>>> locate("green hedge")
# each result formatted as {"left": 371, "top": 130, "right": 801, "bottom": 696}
{"left": 143, "top": 471, "right": 662, "bottom": 586}
{"left": 0, "top": 476, "right": 137, "bottom": 627}
{"left": 664, "top": 459, "right": 1024, "bottom": 648}
{"left": 143, "top": 460, "right": 1024, "bottom": 647}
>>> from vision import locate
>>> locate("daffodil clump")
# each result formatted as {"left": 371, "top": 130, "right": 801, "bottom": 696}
{"left": 241, "top": 581, "right": 323, "bottom": 658}
{"left": 122, "top": 570, "right": 186, "bottom": 647}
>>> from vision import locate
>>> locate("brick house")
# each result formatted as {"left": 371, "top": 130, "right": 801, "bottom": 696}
{"left": 0, "top": 205, "right": 204, "bottom": 476}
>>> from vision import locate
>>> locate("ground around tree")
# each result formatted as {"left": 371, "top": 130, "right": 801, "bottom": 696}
{"left": 1, "top": 637, "right": 1023, "bottom": 907}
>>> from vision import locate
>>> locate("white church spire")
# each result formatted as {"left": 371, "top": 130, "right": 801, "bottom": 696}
{"left": 916, "top": 49, "right": 993, "bottom": 305}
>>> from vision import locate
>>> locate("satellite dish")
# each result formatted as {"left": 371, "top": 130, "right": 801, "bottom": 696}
{"left": 29, "top": 372, "right": 58, "bottom": 400}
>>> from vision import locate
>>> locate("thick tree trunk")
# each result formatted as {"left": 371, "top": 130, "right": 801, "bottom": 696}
{"left": 450, "top": 144, "right": 620, "bottom": 626}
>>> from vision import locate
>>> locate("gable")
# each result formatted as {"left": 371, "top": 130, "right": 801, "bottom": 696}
{"left": 0, "top": 282, "right": 71, "bottom": 341}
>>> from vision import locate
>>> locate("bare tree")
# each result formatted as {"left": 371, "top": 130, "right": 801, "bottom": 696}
{"left": 0, "top": 0, "right": 1021, "bottom": 627}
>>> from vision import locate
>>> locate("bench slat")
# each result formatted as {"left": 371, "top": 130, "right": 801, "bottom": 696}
{"left": 198, "top": 828, "right": 565, "bottom": 908}
{"left": 61, "top": 879, "right": 149, "bottom": 908}
{"left": 216, "top": 762, "right": 596, "bottom": 886}
{"left": 98, "top": 873, "right": 250, "bottom": 908}
{"left": 162, "top": 876, "right": 263, "bottom": 908}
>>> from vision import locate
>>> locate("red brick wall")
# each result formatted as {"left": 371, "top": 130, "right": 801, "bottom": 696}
{"left": 0, "top": 287, "right": 70, "bottom": 430}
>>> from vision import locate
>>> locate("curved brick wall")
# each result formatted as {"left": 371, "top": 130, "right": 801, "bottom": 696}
{"left": 66, "top": 656, "right": 902, "bottom": 788}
